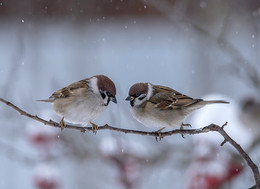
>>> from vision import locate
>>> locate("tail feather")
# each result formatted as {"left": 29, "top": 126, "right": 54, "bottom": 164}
{"left": 36, "top": 98, "right": 55, "bottom": 103}
{"left": 202, "top": 100, "right": 230, "bottom": 105}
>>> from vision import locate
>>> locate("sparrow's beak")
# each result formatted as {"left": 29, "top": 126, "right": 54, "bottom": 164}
{"left": 125, "top": 96, "right": 134, "bottom": 101}
{"left": 110, "top": 96, "right": 117, "bottom": 104}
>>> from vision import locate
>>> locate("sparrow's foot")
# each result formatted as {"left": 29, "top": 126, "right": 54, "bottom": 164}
{"left": 180, "top": 122, "right": 192, "bottom": 130}
{"left": 90, "top": 122, "right": 98, "bottom": 134}
{"left": 155, "top": 127, "right": 165, "bottom": 141}
{"left": 180, "top": 122, "right": 191, "bottom": 138}
{"left": 59, "top": 117, "right": 66, "bottom": 131}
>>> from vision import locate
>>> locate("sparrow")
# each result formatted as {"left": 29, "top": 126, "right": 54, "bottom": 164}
{"left": 126, "top": 82, "right": 229, "bottom": 137}
{"left": 38, "top": 75, "right": 117, "bottom": 133}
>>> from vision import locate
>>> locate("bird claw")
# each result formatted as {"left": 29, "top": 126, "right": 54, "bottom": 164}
{"left": 155, "top": 127, "right": 165, "bottom": 141}
{"left": 180, "top": 122, "right": 191, "bottom": 138}
{"left": 180, "top": 122, "right": 191, "bottom": 130}
{"left": 81, "top": 128, "right": 86, "bottom": 133}
{"left": 59, "top": 117, "right": 66, "bottom": 131}
{"left": 90, "top": 122, "right": 98, "bottom": 134}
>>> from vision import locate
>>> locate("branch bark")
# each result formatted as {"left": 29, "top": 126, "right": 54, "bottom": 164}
{"left": 0, "top": 97, "right": 259, "bottom": 188}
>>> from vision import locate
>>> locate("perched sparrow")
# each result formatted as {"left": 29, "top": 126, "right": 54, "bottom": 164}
{"left": 126, "top": 83, "right": 228, "bottom": 133}
{"left": 38, "top": 75, "right": 117, "bottom": 133}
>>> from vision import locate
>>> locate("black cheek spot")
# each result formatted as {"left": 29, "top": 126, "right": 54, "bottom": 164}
{"left": 139, "top": 96, "right": 145, "bottom": 101}
{"left": 100, "top": 92, "right": 106, "bottom": 99}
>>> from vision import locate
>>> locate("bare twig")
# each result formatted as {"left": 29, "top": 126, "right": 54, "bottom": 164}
{"left": 0, "top": 97, "right": 260, "bottom": 188}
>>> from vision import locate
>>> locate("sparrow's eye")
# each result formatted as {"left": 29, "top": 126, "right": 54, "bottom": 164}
{"left": 100, "top": 91, "right": 106, "bottom": 99}
{"left": 106, "top": 92, "right": 112, "bottom": 97}
{"left": 133, "top": 93, "right": 140, "bottom": 98}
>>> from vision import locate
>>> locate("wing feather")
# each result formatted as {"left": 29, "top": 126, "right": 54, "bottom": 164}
{"left": 50, "top": 79, "right": 88, "bottom": 99}
{"left": 148, "top": 85, "right": 202, "bottom": 110}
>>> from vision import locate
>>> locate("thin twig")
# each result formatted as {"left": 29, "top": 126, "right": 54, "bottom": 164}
{"left": 0, "top": 98, "right": 213, "bottom": 136}
{"left": 0, "top": 97, "right": 260, "bottom": 188}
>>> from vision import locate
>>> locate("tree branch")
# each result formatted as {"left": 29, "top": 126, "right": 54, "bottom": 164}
{"left": 0, "top": 97, "right": 260, "bottom": 188}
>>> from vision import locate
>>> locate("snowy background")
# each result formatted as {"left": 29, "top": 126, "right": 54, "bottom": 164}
{"left": 0, "top": 0, "right": 260, "bottom": 189}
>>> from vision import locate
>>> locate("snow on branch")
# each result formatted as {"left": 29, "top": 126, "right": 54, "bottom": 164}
{"left": 0, "top": 97, "right": 259, "bottom": 189}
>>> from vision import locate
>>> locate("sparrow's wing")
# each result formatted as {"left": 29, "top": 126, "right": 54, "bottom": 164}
{"left": 148, "top": 85, "right": 202, "bottom": 110}
{"left": 50, "top": 79, "right": 88, "bottom": 99}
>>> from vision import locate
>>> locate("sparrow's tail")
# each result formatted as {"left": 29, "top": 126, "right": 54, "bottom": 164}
{"left": 202, "top": 100, "right": 230, "bottom": 105}
{"left": 36, "top": 98, "right": 55, "bottom": 103}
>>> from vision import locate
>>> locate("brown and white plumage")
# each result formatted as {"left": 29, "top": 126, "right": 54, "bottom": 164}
{"left": 126, "top": 83, "right": 229, "bottom": 129}
{"left": 38, "top": 79, "right": 89, "bottom": 103}
{"left": 38, "top": 75, "right": 117, "bottom": 127}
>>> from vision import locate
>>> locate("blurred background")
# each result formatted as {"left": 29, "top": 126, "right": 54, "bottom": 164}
{"left": 0, "top": 0, "right": 260, "bottom": 188}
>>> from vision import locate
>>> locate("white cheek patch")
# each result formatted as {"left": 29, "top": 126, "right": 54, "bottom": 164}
{"left": 89, "top": 77, "right": 99, "bottom": 95}
{"left": 103, "top": 95, "right": 109, "bottom": 106}
{"left": 132, "top": 84, "right": 153, "bottom": 107}
{"left": 134, "top": 99, "right": 142, "bottom": 106}
{"left": 146, "top": 83, "right": 154, "bottom": 100}
{"left": 134, "top": 94, "right": 147, "bottom": 106}
{"left": 89, "top": 77, "right": 109, "bottom": 106}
